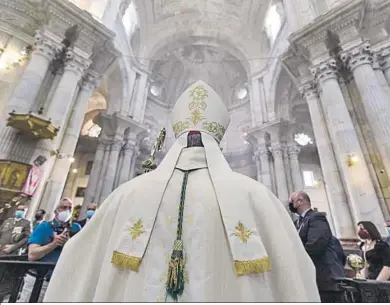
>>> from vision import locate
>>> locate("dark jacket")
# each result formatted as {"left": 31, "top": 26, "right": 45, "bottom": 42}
{"left": 296, "top": 209, "right": 345, "bottom": 291}
{"left": 76, "top": 218, "right": 87, "bottom": 228}
{"left": 0, "top": 218, "right": 31, "bottom": 255}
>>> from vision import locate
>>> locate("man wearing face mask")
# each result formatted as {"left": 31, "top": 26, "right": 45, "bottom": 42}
{"left": 289, "top": 191, "right": 345, "bottom": 303}
{"left": 18, "top": 198, "right": 74, "bottom": 302}
{"left": 0, "top": 205, "right": 31, "bottom": 256}
{"left": 76, "top": 203, "right": 97, "bottom": 228}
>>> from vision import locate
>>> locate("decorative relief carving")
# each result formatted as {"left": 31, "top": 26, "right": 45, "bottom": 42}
{"left": 340, "top": 42, "right": 373, "bottom": 71}
{"left": 310, "top": 59, "right": 339, "bottom": 82}
{"left": 269, "top": 146, "right": 283, "bottom": 157}
{"left": 287, "top": 146, "right": 300, "bottom": 159}
{"left": 81, "top": 71, "right": 100, "bottom": 91}
{"left": 299, "top": 81, "right": 318, "bottom": 100}
{"left": 34, "top": 30, "right": 62, "bottom": 61}
{"left": 63, "top": 50, "right": 91, "bottom": 75}
{"left": 375, "top": 46, "right": 390, "bottom": 71}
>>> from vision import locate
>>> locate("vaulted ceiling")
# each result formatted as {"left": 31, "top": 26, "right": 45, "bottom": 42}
{"left": 134, "top": 0, "right": 272, "bottom": 60}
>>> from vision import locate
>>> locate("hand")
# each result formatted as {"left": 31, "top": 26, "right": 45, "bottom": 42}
{"left": 52, "top": 230, "right": 69, "bottom": 247}
{"left": 2, "top": 246, "right": 12, "bottom": 254}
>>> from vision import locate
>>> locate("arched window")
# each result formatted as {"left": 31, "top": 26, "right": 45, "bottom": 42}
{"left": 122, "top": 2, "right": 139, "bottom": 38}
{"left": 264, "top": 4, "right": 282, "bottom": 44}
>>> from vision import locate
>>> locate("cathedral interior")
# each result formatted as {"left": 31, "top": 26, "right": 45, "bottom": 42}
{"left": 0, "top": 0, "right": 390, "bottom": 243}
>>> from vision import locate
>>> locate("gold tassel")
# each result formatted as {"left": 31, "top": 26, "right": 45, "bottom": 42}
{"left": 166, "top": 240, "right": 185, "bottom": 301}
{"left": 111, "top": 251, "right": 142, "bottom": 271}
{"left": 234, "top": 257, "right": 271, "bottom": 276}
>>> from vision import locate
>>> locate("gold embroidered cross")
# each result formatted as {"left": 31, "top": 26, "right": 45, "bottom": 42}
{"left": 129, "top": 219, "right": 145, "bottom": 240}
{"left": 234, "top": 221, "right": 252, "bottom": 243}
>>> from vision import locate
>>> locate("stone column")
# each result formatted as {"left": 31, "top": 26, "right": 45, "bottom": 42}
{"left": 341, "top": 42, "right": 390, "bottom": 180}
{"left": 270, "top": 145, "right": 289, "bottom": 205}
{"left": 249, "top": 78, "right": 263, "bottom": 126}
{"left": 131, "top": 73, "right": 148, "bottom": 122}
{"left": 378, "top": 47, "right": 390, "bottom": 85}
{"left": 89, "top": 141, "right": 109, "bottom": 204}
{"left": 259, "top": 147, "right": 272, "bottom": 190}
{"left": 254, "top": 150, "right": 262, "bottom": 182}
{"left": 40, "top": 72, "right": 99, "bottom": 215}
{"left": 288, "top": 145, "right": 304, "bottom": 191}
{"left": 129, "top": 145, "right": 140, "bottom": 179}
{"left": 311, "top": 59, "right": 386, "bottom": 232}
{"left": 46, "top": 50, "right": 90, "bottom": 129}
{"left": 118, "top": 142, "right": 135, "bottom": 185}
{"left": 283, "top": 147, "right": 294, "bottom": 194}
{"left": 0, "top": 31, "right": 59, "bottom": 158}
{"left": 99, "top": 138, "right": 123, "bottom": 203}
{"left": 299, "top": 81, "right": 354, "bottom": 238}
{"left": 4, "top": 30, "right": 59, "bottom": 115}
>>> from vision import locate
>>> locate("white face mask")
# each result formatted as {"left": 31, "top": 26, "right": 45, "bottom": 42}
{"left": 57, "top": 210, "right": 71, "bottom": 223}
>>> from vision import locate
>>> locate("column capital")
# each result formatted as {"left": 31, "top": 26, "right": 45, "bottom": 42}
{"left": 96, "top": 142, "right": 105, "bottom": 151}
{"left": 340, "top": 42, "right": 373, "bottom": 71}
{"left": 123, "top": 142, "right": 136, "bottom": 155}
{"left": 310, "top": 58, "right": 339, "bottom": 82}
{"left": 375, "top": 46, "right": 390, "bottom": 71}
{"left": 287, "top": 145, "right": 301, "bottom": 158}
{"left": 269, "top": 145, "right": 283, "bottom": 157}
{"left": 80, "top": 71, "right": 101, "bottom": 91}
{"left": 111, "top": 140, "right": 123, "bottom": 151}
{"left": 299, "top": 81, "right": 318, "bottom": 99}
{"left": 34, "top": 30, "right": 62, "bottom": 61}
{"left": 64, "top": 50, "right": 91, "bottom": 75}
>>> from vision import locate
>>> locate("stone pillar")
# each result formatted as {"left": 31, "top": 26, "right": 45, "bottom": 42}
{"left": 299, "top": 81, "right": 355, "bottom": 238}
{"left": 46, "top": 50, "right": 90, "bottom": 129}
{"left": 0, "top": 31, "right": 59, "bottom": 158}
{"left": 4, "top": 30, "right": 59, "bottom": 115}
{"left": 254, "top": 150, "right": 262, "bottom": 182}
{"left": 131, "top": 73, "right": 148, "bottom": 122}
{"left": 311, "top": 59, "right": 386, "bottom": 232}
{"left": 249, "top": 78, "right": 263, "bottom": 126}
{"left": 288, "top": 145, "right": 303, "bottom": 191}
{"left": 258, "top": 147, "right": 272, "bottom": 190}
{"left": 283, "top": 147, "right": 294, "bottom": 194}
{"left": 341, "top": 42, "right": 390, "bottom": 180}
{"left": 378, "top": 47, "right": 390, "bottom": 85}
{"left": 270, "top": 145, "right": 289, "bottom": 205}
{"left": 82, "top": 140, "right": 106, "bottom": 208}
{"left": 40, "top": 72, "right": 99, "bottom": 215}
{"left": 118, "top": 142, "right": 134, "bottom": 185}
{"left": 99, "top": 138, "right": 123, "bottom": 203}
{"left": 129, "top": 145, "right": 140, "bottom": 179}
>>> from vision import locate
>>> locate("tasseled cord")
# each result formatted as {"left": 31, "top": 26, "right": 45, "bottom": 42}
{"left": 165, "top": 131, "right": 201, "bottom": 302}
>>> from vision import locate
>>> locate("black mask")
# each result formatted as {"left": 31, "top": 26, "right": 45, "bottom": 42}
{"left": 289, "top": 202, "right": 298, "bottom": 214}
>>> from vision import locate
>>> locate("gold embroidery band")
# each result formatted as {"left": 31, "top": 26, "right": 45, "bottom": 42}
{"left": 234, "top": 257, "right": 271, "bottom": 276}
{"left": 111, "top": 251, "right": 142, "bottom": 272}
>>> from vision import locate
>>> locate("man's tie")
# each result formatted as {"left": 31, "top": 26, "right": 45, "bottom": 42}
{"left": 297, "top": 216, "right": 304, "bottom": 229}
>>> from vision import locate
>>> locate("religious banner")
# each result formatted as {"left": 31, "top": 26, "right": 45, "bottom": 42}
{"left": 21, "top": 156, "right": 47, "bottom": 197}
{"left": 0, "top": 160, "right": 31, "bottom": 203}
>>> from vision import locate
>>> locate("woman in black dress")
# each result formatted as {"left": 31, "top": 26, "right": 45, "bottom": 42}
{"left": 358, "top": 221, "right": 390, "bottom": 281}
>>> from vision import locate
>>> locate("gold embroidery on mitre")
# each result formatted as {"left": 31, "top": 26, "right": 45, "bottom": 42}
{"left": 234, "top": 257, "right": 271, "bottom": 276}
{"left": 202, "top": 121, "right": 226, "bottom": 141}
{"left": 129, "top": 219, "right": 145, "bottom": 240}
{"left": 188, "top": 85, "right": 208, "bottom": 125}
{"left": 172, "top": 121, "right": 190, "bottom": 137}
{"left": 234, "top": 221, "right": 252, "bottom": 243}
{"left": 111, "top": 251, "right": 142, "bottom": 271}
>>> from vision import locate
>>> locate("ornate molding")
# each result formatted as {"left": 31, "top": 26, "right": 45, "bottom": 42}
{"left": 375, "top": 46, "right": 390, "bottom": 71}
{"left": 34, "top": 30, "right": 63, "bottom": 61}
{"left": 340, "top": 42, "right": 373, "bottom": 71}
{"left": 299, "top": 81, "right": 318, "bottom": 99}
{"left": 269, "top": 146, "right": 283, "bottom": 157}
{"left": 310, "top": 59, "right": 339, "bottom": 82}
{"left": 80, "top": 70, "right": 101, "bottom": 91}
{"left": 287, "top": 145, "right": 301, "bottom": 158}
{"left": 64, "top": 49, "right": 91, "bottom": 75}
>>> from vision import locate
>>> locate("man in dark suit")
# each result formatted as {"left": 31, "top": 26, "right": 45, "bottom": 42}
{"left": 289, "top": 191, "right": 345, "bottom": 303}
{"left": 76, "top": 203, "right": 97, "bottom": 228}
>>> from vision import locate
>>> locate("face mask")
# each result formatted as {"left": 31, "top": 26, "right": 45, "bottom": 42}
{"left": 358, "top": 230, "right": 370, "bottom": 240}
{"left": 289, "top": 202, "right": 298, "bottom": 214}
{"left": 86, "top": 210, "right": 95, "bottom": 219}
{"left": 15, "top": 211, "right": 24, "bottom": 219}
{"left": 386, "top": 227, "right": 390, "bottom": 235}
{"left": 57, "top": 210, "right": 71, "bottom": 223}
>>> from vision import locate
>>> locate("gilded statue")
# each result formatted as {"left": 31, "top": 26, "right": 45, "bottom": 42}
{"left": 141, "top": 128, "right": 166, "bottom": 173}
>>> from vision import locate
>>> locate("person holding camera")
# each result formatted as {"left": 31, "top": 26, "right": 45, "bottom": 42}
{"left": 18, "top": 198, "right": 74, "bottom": 302}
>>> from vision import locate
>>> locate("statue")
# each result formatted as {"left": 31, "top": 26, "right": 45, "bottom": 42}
{"left": 141, "top": 128, "right": 166, "bottom": 173}
{"left": 346, "top": 254, "right": 365, "bottom": 280}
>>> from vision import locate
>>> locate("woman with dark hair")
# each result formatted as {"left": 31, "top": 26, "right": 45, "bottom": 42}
{"left": 358, "top": 221, "right": 390, "bottom": 281}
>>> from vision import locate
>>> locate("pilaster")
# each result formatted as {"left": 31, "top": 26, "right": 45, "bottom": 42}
{"left": 269, "top": 145, "right": 289, "bottom": 206}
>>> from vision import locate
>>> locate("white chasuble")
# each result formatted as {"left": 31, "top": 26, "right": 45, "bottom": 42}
{"left": 44, "top": 132, "right": 320, "bottom": 302}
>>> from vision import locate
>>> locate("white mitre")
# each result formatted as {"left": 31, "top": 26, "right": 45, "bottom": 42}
{"left": 171, "top": 80, "right": 230, "bottom": 142}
